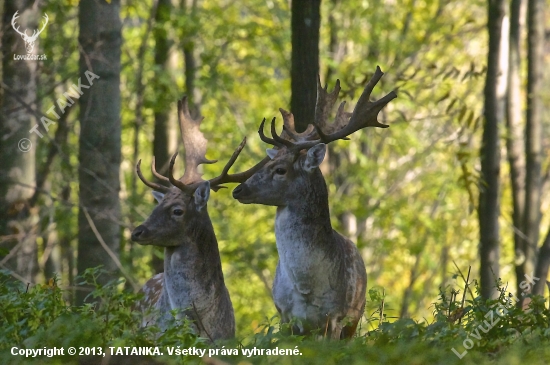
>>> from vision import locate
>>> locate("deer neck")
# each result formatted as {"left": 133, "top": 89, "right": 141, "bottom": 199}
{"left": 162, "top": 209, "right": 226, "bottom": 312}
{"left": 275, "top": 169, "right": 334, "bottom": 253}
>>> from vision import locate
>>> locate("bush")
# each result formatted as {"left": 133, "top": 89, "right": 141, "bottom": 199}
{"left": 1, "top": 267, "right": 550, "bottom": 364}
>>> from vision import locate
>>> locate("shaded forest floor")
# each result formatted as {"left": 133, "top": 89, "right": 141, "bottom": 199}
{"left": 1, "top": 267, "right": 550, "bottom": 364}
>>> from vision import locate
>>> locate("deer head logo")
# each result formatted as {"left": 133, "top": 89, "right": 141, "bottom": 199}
{"left": 11, "top": 11, "right": 49, "bottom": 54}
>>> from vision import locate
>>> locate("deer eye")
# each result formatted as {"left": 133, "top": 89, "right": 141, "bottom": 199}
{"left": 172, "top": 208, "right": 184, "bottom": 216}
{"left": 275, "top": 168, "right": 287, "bottom": 175}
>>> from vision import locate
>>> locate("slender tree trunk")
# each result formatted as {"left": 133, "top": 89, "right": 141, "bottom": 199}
{"left": 153, "top": 0, "right": 174, "bottom": 177}
{"left": 479, "top": 0, "right": 508, "bottom": 300}
{"left": 0, "top": 2, "right": 39, "bottom": 282}
{"left": 131, "top": 0, "right": 159, "bottom": 203}
{"left": 534, "top": 229, "right": 550, "bottom": 295}
{"left": 522, "top": 0, "right": 544, "bottom": 291}
{"left": 183, "top": 42, "right": 198, "bottom": 114}
{"left": 526, "top": 0, "right": 545, "bottom": 296}
{"left": 77, "top": 0, "right": 122, "bottom": 302}
{"left": 324, "top": 0, "right": 342, "bottom": 83}
{"left": 506, "top": 0, "right": 526, "bottom": 297}
{"left": 291, "top": 0, "right": 320, "bottom": 132}
{"left": 182, "top": 0, "right": 201, "bottom": 117}
{"left": 150, "top": 0, "right": 174, "bottom": 273}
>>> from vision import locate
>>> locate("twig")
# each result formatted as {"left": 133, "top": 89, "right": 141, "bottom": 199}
{"left": 448, "top": 291, "right": 454, "bottom": 317}
{"left": 0, "top": 234, "right": 24, "bottom": 243}
{"left": 461, "top": 265, "right": 471, "bottom": 308}
{"left": 458, "top": 266, "right": 471, "bottom": 324}
{"left": 82, "top": 208, "right": 139, "bottom": 291}
{"left": 452, "top": 260, "right": 475, "bottom": 298}
{"left": 0, "top": 239, "right": 24, "bottom": 266}
{"left": 0, "top": 263, "right": 33, "bottom": 284}
{"left": 379, "top": 289, "right": 385, "bottom": 326}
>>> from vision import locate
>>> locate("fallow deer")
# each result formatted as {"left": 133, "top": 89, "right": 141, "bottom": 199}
{"left": 232, "top": 67, "right": 397, "bottom": 339}
{"left": 131, "top": 97, "right": 267, "bottom": 340}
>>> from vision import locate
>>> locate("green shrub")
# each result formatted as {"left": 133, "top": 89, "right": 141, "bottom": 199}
{"left": 1, "top": 267, "right": 550, "bottom": 364}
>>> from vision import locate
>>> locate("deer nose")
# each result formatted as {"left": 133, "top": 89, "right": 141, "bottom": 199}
{"left": 131, "top": 225, "right": 149, "bottom": 242}
{"left": 232, "top": 184, "right": 245, "bottom": 199}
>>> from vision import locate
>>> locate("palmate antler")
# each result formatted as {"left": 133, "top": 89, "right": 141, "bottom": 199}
{"left": 137, "top": 97, "right": 268, "bottom": 194}
{"left": 261, "top": 66, "right": 397, "bottom": 151}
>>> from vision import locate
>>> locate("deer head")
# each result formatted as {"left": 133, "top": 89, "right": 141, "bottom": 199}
{"left": 131, "top": 96, "right": 266, "bottom": 246}
{"left": 232, "top": 66, "right": 397, "bottom": 206}
{"left": 11, "top": 11, "right": 48, "bottom": 54}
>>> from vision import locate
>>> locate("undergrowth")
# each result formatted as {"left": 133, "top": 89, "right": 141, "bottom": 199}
{"left": 1, "top": 267, "right": 550, "bottom": 364}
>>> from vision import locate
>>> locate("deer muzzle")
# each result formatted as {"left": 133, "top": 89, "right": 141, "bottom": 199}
{"left": 131, "top": 224, "right": 151, "bottom": 243}
{"left": 232, "top": 183, "right": 253, "bottom": 203}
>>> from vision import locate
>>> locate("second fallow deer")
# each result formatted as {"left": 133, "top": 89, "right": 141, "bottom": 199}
{"left": 232, "top": 67, "right": 396, "bottom": 339}
{"left": 131, "top": 97, "right": 266, "bottom": 340}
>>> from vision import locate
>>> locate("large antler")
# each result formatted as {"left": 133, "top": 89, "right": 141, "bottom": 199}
{"left": 260, "top": 66, "right": 397, "bottom": 151}
{"left": 208, "top": 138, "right": 270, "bottom": 191}
{"left": 135, "top": 96, "right": 216, "bottom": 194}
{"left": 176, "top": 96, "right": 217, "bottom": 184}
{"left": 136, "top": 96, "right": 266, "bottom": 194}
{"left": 136, "top": 159, "right": 170, "bottom": 193}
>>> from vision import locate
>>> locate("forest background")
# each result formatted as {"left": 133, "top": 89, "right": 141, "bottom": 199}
{"left": 1, "top": 0, "right": 549, "bottom": 349}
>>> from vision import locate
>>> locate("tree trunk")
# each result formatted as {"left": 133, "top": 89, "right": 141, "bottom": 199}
{"left": 77, "top": 0, "right": 122, "bottom": 302}
{"left": 0, "top": 2, "right": 39, "bottom": 282}
{"left": 150, "top": 0, "right": 174, "bottom": 274}
{"left": 526, "top": 0, "right": 545, "bottom": 296}
{"left": 291, "top": 0, "right": 320, "bottom": 132}
{"left": 534, "top": 229, "right": 550, "bottom": 295}
{"left": 479, "top": 0, "right": 508, "bottom": 300}
{"left": 506, "top": 0, "right": 526, "bottom": 297}
{"left": 182, "top": 0, "right": 201, "bottom": 117}
{"left": 523, "top": 0, "right": 544, "bottom": 292}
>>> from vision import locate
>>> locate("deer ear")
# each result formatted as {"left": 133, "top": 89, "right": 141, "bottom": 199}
{"left": 194, "top": 181, "right": 210, "bottom": 211}
{"left": 303, "top": 144, "right": 326, "bottom": 172}
{"left": 151, "top": 191, "right": 165, "bottom": 204}
{"left": 266, "top": 148, "right": 278, "bottom": 159}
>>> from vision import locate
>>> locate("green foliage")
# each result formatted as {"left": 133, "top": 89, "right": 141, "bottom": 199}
{"left": 26, "top": 0, "right": 496, "bottom": 336}
{"left": 9, "top": 0, "right": 550, "bottom": 363}
{"left": 0, "top": 268, "right": 201, "bottom": 364}
{"left": 2, "top": 268, "right": 550, "bottom": 364}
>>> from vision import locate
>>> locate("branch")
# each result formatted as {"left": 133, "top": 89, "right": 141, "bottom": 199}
{"left": 82, "top": 208, "right": 140, "bottom": 291}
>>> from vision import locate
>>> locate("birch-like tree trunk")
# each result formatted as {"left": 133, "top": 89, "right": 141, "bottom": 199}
{"left": 479, "top": 0, "right": 508, "bottom": 300}
{"left": 0, "top": 2, "right": 39, "bottom": 282}
{"left": 527, "top": 0, "right": 546, "bottom": 296}
{"left": 506, "top": 0, "right": 526, "bottom": 297}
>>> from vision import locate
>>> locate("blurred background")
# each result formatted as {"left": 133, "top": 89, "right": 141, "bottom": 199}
{"left": 0, "top": 0, "right": 548, "bottom": 337}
